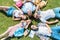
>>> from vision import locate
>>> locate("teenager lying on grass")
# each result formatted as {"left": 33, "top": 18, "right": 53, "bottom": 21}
{"left": 13, "top": 0, "right": 36, "bottom": 17}
{"left": 29, "top": 23, "right": 60, "bottom": 40}
{"left": 21, "top": 1, "right": 36, "bottom": 17}
{"left": 24, "top": 0, "right": 47, "bottom": 11}
{"left": 0, "top": 6, "right": 27, "bottom": 20}
{"left": 34, "top": 7, "right": 60, "bottom": 24}
{"left": 0, "top": 20, "right": 31, "bottom": 40}
{"left": 22, "top": 0, "right": 47, "bottom": 16}
{"left": 29, "top": 23, "right": 51, "bottom": 40}
{"left": 13, "top": 0, "right": 47, "bottom": 17}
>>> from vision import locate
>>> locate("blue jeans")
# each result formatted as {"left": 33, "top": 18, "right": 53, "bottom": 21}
{"left": 51, "top": 26, "right": 60, "bottom": 40}
{"left": 53, "top": 7, "right": 60, "bottom": 19}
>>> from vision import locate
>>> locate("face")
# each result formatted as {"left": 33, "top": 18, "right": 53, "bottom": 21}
{"left": 21, "top": 15, "right": 26, "bottom": 20}
{"left": 28, "top": 10, "right": 32, "bottom": 16}
{"left": 34, "top": 13, "right": 40, "bottom": 19}
{"left": 39, "top": 1, "right": 46, "bottom": 8}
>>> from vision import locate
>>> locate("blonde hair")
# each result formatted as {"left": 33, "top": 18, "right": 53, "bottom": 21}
{"left": 34, "top": 0, "right": 41, "bottom": 5}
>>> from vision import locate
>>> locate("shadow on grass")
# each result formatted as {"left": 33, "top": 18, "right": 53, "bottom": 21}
{"left": 29, "top": 16, "right": 41, "bottom": 23}
{"left": 0, "top": 10, "right": 12, "bottom": 17}
{"left": 0, "top": 10, "right": 7, "bottom": 16}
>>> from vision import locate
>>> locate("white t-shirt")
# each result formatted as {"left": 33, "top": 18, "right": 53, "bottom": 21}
{"left": 36, "top": 23, "right": 51, "bottom": 36}
{"left": 29, "top": 23, "right": 51, "bottom": 38}
{"left": 39, "top": 9, "right": 55, "bottom": 23}
{"left": 13, "top": 10, "right": 23, "bottom": 17}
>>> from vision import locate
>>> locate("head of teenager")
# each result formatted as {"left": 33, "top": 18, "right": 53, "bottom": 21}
{"left": 24, "top": 20, "right": 31, "bottom": 29}
{"left": 34, "top": 11, "right": 41, "bottom": 19}
{"left": 27, "top": 10, "right": 32, "bottom": 16}
{"left": 20, "top": 15, "right": 27, "bottom": 20}
{"left": 16, "top": 0, "right": 23, "bottom": 8}
{"left": 39, "top": 1, "right": 47, "bottom": 8}
{"left": 34, "top": 0, "right": 41, "bottom": 5}
{"left": 13, "top": 10, "right": 27, "bottom": 20}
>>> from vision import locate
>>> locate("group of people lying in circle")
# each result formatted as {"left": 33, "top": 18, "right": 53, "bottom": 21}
{"left": 0, "top": 0, "right": 60, "bottom": 40}
{"left": 0, "top": 0, "right": 47, "bottom": 20}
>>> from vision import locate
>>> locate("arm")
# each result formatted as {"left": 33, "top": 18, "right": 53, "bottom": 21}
{"left": 24, "top": 20, "right": 31, "bottom": 29}
{"left": 46, "top": 24, "right": 52, "bottom": 33}
{"left": 13, "top": 4, "right": 21, "bottom": 10}
{"left": 24, "top": 22, "right": 31, "bottom": 29}
{"left": 46, "top": 19, "right": 59, "bottom": 24}
{"left": 19, "top": 20, "right": 29, "bottom": 29}
{"left": 40, "top": 18, "right": 59, "bottom": 24}
{"left": 35, "top": 5, "right": 40, "bottom": 12}
{"left": 24, "top": 29, "right": 29, "bottom": 36}
{"left": 46, "top": 0, "right": 48, "bottom": 3}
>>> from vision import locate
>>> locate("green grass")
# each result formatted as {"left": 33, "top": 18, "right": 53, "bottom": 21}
{"left": 0, "top": 0, "right": 60, "bottom": 40}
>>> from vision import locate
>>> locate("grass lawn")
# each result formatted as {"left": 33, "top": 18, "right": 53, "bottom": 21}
{"left": 0, "top": 0, "right": 60, "bottom": 40}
